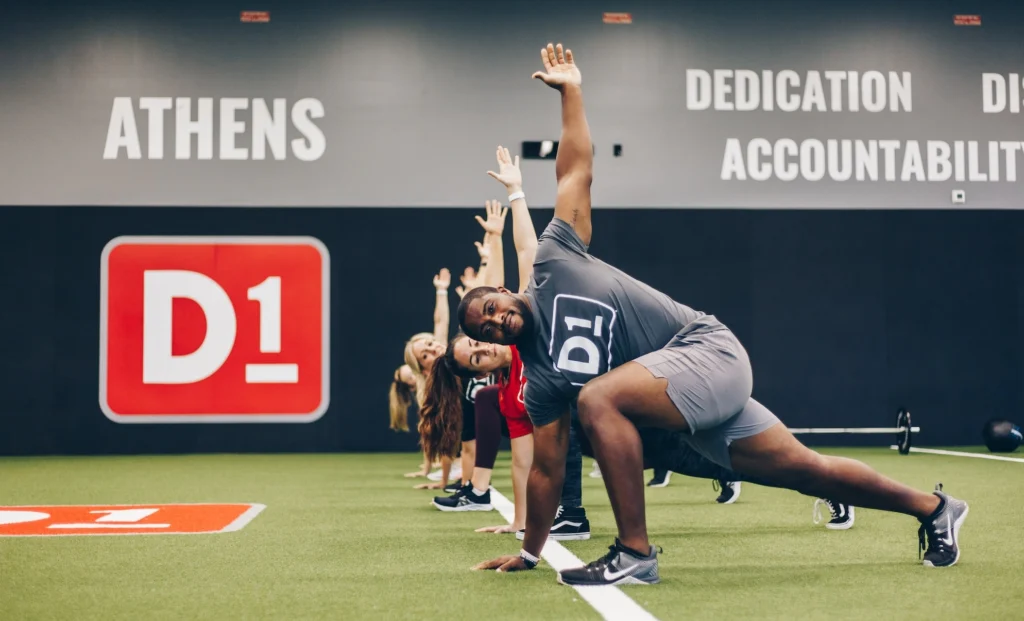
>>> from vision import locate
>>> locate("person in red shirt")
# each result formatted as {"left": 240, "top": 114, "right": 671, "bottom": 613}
{"left": 498, "top": 344, "right": 532, "bottom": 442}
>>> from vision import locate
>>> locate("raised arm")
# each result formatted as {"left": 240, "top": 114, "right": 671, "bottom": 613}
{"left": 487, "top": 146, "right": 538, "bottom": 293}
{"left": 533, "top": 43, "right": 592, "bottom": 246}
{"left": 431, "top": 268, "right": 451, "bottom": 342}
{"left": 475, "top": 200, "right": 507, "bottom": 289}
{"left": 455, "top": 234, "right": 489, "bottom": 300}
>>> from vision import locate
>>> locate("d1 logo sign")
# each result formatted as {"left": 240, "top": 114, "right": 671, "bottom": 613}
{"left": 0, "top": 503, "right": 265, "bottom": 536}
{"left": 100, "top": 236, "right": 329, "bottom": 423}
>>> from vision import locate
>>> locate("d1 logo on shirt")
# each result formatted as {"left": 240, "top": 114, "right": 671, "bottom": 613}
{"left": 547, "top": 294, "right": 617, "bottom": 386}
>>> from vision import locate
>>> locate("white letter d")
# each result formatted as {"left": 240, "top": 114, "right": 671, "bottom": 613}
{"left": 143, "top": 270, "right": 236, "bottom": 384}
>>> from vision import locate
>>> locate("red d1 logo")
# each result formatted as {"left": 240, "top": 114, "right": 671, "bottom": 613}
{"left": 100, "top": 236, "right": 329, "bottom": 423}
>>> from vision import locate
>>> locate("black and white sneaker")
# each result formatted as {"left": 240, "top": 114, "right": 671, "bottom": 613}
{"left": 813, "top": 498, "right": 855, "bottom": 530}
{"left": 442, "top": 479, "right": 465, "bottom": 494}
{"left": 647, "top": 469, "right": 672, "bottom": 488}
{"left": 558, "top": 539, "right": 660, "bottom": 586}
{"left": 918, "top": 490, "right": 969, "bottom": 568}
{"left": 432, "top": 486, "right": 492, "bottom": 512}
{"left": 713, "top": 479, "right": 741, "bottom": 504}
{"left": 516, "top": 505, "right": 591, "bottom": 541}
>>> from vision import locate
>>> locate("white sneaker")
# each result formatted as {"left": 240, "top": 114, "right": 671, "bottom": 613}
{"left": 427, "top": 464, "right": 462, "bottom": 482}
{"left": 589, "top": 462, "right": 603, "bottom": 479}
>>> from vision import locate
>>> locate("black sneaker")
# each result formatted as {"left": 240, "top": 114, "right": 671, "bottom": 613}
{"left": 443, "top": 479, "right": 465, "bottom": 494}
{"left": 432, "top": 486, "right": 492, "bottom": 512}
{"left": 557, "top": 539, "right": 660, "bottom": 586}
{"left": 713, "top": 479, "right": 741, "bottom": 504}
{"left": 813, "top": 498, "right": 855, "bottom": 530}
{"left": 918, "top": 490, "right": 969, "bottom": 567}
{"left": 516, "top": 505, "right": 591, "bottom": 541}
{"left": 647, "top": 469, "right": 672, "bottom": 488}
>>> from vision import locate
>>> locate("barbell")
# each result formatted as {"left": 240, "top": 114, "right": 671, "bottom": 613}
{"left": 788, "top": 407, "right": 916, "bottom": 455}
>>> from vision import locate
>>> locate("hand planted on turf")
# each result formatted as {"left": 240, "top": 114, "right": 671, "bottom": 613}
{"left": 475, "top": 524, "right": 521, "bottom": 534}
{"left": 473, "top": 555, "right": 531, "bottom": 572}
{"left": 404, "top": 470, "right": 428, "bottom": 478}
{"left": 532, "top": 43, "right": 581, "bottom": 90}
{"left": 475, "top": 200, "right": 508, "bottom": 237}
{"left": 433, "top": 268, "right": 451, "bottom": 291}
{"left": 413, "top": 482, "right": 445, "bottom": 490}
{"left": 487, "top": 146, "right": 522, "bottom": 191}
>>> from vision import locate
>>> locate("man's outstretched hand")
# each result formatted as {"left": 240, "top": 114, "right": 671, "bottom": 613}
{"left": 532, "top": 43, "right": 581, "bottom": 90}
{"left": 472, "top": 554, "right": 532, "bottom": 572}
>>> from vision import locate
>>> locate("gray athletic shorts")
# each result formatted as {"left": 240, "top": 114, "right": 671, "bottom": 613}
{"left": 635, "top": 326, "right": 780, "bottom": 469}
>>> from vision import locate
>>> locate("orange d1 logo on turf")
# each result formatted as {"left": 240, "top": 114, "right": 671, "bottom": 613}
{"left": 100, "top": 236, "right": 330, "bottom": 423}
{"left": 0, "top": 503, "right": 265, "bottom": 536}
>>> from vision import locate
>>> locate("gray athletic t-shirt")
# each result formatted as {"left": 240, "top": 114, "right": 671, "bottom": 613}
{"left": 520, "top": 218, "right": 725, "bottom": 427}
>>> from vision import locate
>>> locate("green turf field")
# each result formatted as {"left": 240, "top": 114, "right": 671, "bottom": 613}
{"left": 2, "top": 448, "right": 1022, "bottom": 620}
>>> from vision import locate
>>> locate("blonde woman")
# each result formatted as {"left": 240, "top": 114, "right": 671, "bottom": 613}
{"left": 395, "top": 268, "right": 452, "bottom": 479}
{"left": 388, "top": 364, "right": 417, "bottom": 432}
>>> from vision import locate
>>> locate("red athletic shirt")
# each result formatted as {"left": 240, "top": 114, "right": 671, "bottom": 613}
{"left": 499, "top": 345, "right": 528, "bottom": 420}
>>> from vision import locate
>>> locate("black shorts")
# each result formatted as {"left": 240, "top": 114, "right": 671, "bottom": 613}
{"left": 461, "top": 398, "right": 476, "bottom": 442}
{"left": 573, "top": 420, "right": 744, "bottom": 483}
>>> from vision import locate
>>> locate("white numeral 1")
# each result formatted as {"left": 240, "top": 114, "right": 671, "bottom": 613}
{"left": 48, "top": 508, "right": 170, "bottom": 529}
{"left": 245, "top": 276, "right": 298, "bottom": 384}
{"left": 248, "top": 276, "right": 282, "bottom": 353}
{"left": 91, "top": 509, "right": 160, "bottom": 522}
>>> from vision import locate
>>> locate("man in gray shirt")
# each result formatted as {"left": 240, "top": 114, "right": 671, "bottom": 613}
{"left": 462, "top": 42, "right": 968, "bottom": 586}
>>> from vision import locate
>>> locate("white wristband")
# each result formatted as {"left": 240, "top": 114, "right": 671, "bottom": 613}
{"left": 507, "top": 191, "right": 525, "bottom": 203}
{"left": 436, "top": 289, "right": 448, "bottom": 296}
{"left": 519, "top": 549, "right": 540, "bottom": 568}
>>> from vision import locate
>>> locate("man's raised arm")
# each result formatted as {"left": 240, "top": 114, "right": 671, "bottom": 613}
{"left": 533, "top": 42, "right": 592, "bottom": 246}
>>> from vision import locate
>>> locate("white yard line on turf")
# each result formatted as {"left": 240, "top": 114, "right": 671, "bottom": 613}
{"left": 488, "top": 489, "right": 660, "bottom": 621}
{"left": 889, "top": 445, "right": 1024, "bottom": 463}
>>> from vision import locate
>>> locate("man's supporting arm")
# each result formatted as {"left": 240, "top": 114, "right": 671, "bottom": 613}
{"left": 521, "top": 410, "right": 571, "bottom": 558}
